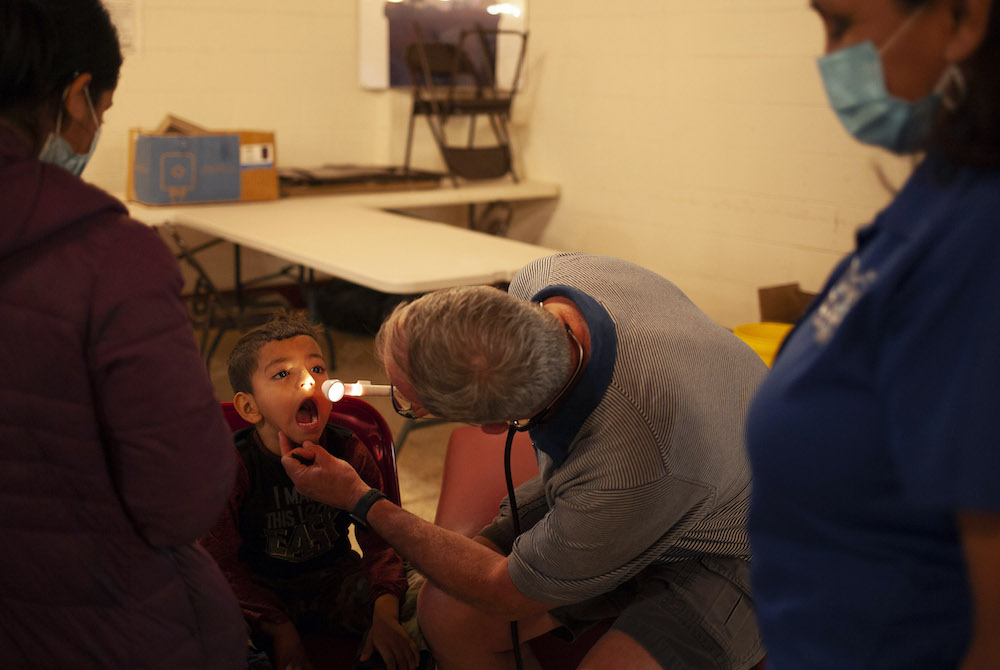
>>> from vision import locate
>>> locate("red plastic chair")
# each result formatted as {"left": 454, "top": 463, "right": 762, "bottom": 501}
{"left": 434, "top": 427, "right": 766, "bottom": 670}
{"left": 432, "top": 426, "right": 611, "bottom": 669}
{"left": 219, "top": 397, "right": 401, "bottom": 669}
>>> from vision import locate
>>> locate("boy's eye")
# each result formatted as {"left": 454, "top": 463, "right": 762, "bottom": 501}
{"left": 273, "top": 370, "right": 289, "bottom": 379}
{"left": 311, "top": 365, "right": 326, "bottom": 375}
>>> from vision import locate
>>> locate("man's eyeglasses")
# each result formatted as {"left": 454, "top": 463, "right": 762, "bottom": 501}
{"left": 391, "top": 385, "right": 420, "bottom": 420}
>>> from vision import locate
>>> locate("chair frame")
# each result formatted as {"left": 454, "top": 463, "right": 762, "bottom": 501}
{"left": 403, "top": 24, "right": 528, "bottom": 185}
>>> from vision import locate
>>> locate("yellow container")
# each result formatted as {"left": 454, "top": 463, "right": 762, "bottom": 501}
{"left": 733, "top": 322, "right": 793, "bottom": 367}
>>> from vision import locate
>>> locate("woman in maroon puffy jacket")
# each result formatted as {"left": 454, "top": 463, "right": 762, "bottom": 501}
{"left": 0, "top": 2, "right": 245, "bottom": 667}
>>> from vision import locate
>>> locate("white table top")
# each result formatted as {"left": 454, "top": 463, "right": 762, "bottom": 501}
{"left": 322, "top": 179, "right": 559, "bottom": 209}
{"left": 125, "top": 182, "right": 560, "bottom": 294}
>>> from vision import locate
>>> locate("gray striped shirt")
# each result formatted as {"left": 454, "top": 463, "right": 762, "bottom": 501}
{"left": 481, "top": 253, "right": 766, "bottom": 605}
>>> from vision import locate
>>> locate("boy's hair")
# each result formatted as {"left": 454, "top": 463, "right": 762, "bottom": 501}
{"left": 227, "top": 313, "right": 323, "bottom": 395}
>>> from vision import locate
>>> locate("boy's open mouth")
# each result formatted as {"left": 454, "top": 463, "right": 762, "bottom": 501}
{"left": 296, "top": 398, "right": 319, "bottom": 428}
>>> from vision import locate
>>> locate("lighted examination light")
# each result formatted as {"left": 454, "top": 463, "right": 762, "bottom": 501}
{"left": 321, "top": 379, "right": 392, "bottom": 402}
{"left": 487, "top": 3, "right": 521, "bottom": 17}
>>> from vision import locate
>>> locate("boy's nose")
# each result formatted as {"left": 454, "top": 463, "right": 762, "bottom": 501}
{"left": 298, "top": 370, "right": 315, "bottom": 391}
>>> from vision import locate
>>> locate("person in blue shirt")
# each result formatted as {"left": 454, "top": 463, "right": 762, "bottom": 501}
{"left": 746, "top": 1, "right": 1000, "bottom": 668}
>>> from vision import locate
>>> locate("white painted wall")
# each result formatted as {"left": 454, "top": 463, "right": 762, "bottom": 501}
{"left": 88, "top": 0, "right": 391, "bottom": 191}
{"left": 87, "top": 0, "right": 913, "bottom": 328}
{"left": 511, "top": 0, "right": 914, "bottom": 327}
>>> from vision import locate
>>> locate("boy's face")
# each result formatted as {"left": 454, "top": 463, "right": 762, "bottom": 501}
{"left": 241, "top": 335, "right": 333, "bottom": 453}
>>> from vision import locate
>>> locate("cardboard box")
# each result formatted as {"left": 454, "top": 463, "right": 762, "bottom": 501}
{"left": 758, "top": 283, "right": 817, "bottom": 324}
{"left": 126, "top": 116, "right": 278, "bottom": 205}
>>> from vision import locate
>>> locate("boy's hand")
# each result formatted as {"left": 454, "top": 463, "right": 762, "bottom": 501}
{"left": 261, "top": 620, "right": 316, "bottom": 670}
{"left": 278, "top": 432, "right": 370, "bottom": 510}
{"left": 361, "top": 595, "right": 420, "bottom": 670}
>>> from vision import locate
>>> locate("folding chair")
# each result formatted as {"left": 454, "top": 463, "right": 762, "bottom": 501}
{"left": 219, "top": 397, "right": 401, "bottom": 670}
{"left": 403, "top": 24, "right": 528, "bottom": 186}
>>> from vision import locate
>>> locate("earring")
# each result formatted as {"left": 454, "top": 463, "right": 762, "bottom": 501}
{"left": 937, "top": 65, "right": 967, "bottom": 111}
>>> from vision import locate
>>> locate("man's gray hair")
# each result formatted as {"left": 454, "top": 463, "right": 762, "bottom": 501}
{"left": 377, "top": 286, "right": 573, "bottom": 424}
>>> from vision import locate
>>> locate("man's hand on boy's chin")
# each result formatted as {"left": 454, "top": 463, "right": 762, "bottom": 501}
{"left": 278, "top": 432, "right": 370, "bottom": 510}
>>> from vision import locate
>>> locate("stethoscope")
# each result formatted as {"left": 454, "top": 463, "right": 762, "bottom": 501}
{"left": 503, "top": 323, "right": 584, "bottom": 669}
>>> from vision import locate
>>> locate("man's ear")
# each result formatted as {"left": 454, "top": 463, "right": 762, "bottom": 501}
{"left": 944, "top": 0, "right": 992, "bottom": 63}
{"left": 234, "top": 391, "right": 263, "bottom": 424}
{"left": 480, "top": 422, "right": 510, "bottom": 435}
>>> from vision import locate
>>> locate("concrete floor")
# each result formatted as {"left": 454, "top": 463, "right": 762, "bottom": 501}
{"left": 205, "top": 326, "right": 458, "bottom": 523}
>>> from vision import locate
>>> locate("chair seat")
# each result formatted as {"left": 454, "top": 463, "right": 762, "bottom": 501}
{"left": 441, "top": 145, "right": 512, "bottom": 180}
{"left": 412, "top": 94, "right": 512, "bottom": 116}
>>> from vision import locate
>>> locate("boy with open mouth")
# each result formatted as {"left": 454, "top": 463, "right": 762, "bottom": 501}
{"left": 201, "top": 315, "right": 419, "bottom": 670}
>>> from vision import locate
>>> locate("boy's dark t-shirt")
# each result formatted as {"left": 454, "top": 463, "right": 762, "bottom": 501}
{"left": 202, "top": 424, "right": 407, "bottom": 628}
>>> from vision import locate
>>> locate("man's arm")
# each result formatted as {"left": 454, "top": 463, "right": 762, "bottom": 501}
{"left": 278, "top": 433, "right": 555, "bottom": 619}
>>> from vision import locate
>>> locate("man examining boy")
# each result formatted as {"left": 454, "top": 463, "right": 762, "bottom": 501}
{"left": 280, "top": 253, "right": 767, "bottom": 670}
{"left": 201, "top": 316, "right": 418, "bottom": 670}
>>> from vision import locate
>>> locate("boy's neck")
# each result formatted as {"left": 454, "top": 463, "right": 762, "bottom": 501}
{"left": 254, "top": 427, "right": 283, "bottom": 456}
{"left": 253, "top": 426, "right": 324, "bottom": 456}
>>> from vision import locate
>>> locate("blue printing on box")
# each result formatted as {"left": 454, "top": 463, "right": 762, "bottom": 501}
{"left": 132, "top": 134, "right": 241, "bottom": 204}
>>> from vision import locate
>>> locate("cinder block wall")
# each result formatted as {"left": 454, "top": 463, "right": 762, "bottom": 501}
{"left": 87, "top": 0, "right": 912, "bottom": 327}
{"left": 508, "top": 0, "right": 913, "bottom": 327}
{"left": 89, "top": 0, "right": 385, "bottom": 188}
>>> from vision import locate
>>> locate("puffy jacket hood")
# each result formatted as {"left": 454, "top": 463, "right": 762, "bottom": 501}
{"left": 0, "top": 124, "right": 127, "bottom": 260}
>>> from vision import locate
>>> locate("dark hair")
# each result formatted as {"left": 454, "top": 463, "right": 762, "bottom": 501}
{"left": 227, "top": 314, "right": 324, "bottom": 395}
{"left": 896, "top": 0, "right": 1000, "bottom": 168}
{"left": 0, "top": 0, "right": 122, "bottom": 148}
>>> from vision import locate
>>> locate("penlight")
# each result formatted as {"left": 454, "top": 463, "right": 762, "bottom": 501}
{"left": 321, "top": 379, "right": 392, "bottom": 402}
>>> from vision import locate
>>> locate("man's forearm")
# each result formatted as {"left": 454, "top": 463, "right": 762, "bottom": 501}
{"left": 277, "top": 439, "right": 552, "bottom": 619}
{"left": 366, "top": 499, "right": 551, "bottom": 619}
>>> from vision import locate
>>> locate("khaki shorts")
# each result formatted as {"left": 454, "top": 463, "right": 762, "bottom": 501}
{"left": 547, "top": 557, "right": 765, "bottom": 670}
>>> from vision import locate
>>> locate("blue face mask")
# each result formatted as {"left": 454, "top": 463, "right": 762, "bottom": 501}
{"left": 39, "top": 87, "right": 102, "bottom": 176}
{"left": 817, "top": 15, "right": 955, "bottom": 154}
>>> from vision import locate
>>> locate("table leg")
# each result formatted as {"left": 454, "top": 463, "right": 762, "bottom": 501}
{"left": 234, "top": 243, "right": 243, "bottom": 310}
{"left": 297, "top": 265, "right": 336, "bottom": 369}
